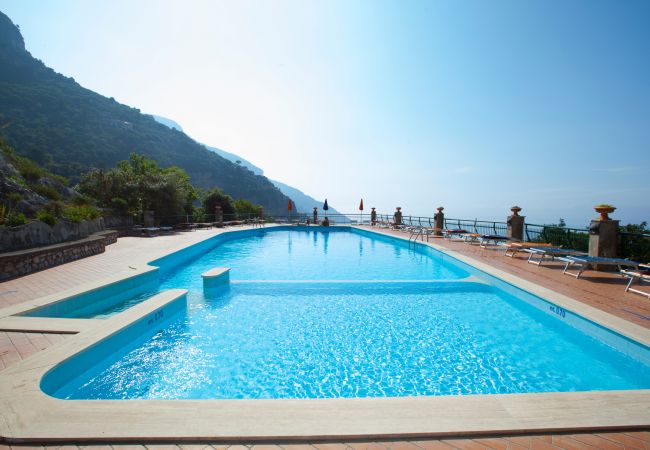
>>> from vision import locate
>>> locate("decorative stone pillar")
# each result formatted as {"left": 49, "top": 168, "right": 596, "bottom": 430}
{"left": 370, "top": 207, "right": 377, "bottom": 226}
{"left": 313, "top": 207, "right": 318, "bottom": 225}
{"left": 143, "top": 210, "right": 154, "bottom": 227}
{"left": 589, "top": 205, "right": 619, "bottom": 259}
{"left": 507, "top": 206, "right": 525, "bottom": 241}
{"left": 394, "top": 207, "right": 402, "bottom": 226}
{"left": 434, "top": 206, "right": 445, "bottom": 236}
{"left": 214, "top": 205, "right": 223, "bottom": 225}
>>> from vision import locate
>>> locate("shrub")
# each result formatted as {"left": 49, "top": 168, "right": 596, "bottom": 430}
{"left": 50, "top": 173, "right": 70, "bottom": 186}
{"left": 5, "top": 192, "right": 23, "bottom": 207}
{"left": 5, "top": 212, "right": 27, "bottom": 227}
{"left": 7, "top": 174, "right": 28, "bottom": 188}
{"left": 61, "top": 205, "right": 100, "bottom": 223}
{"left": 110, "top": 197, "right": 128, "bottom": 212}
{"left": 192, "top": 206, "right": 205, "bottom": 223}
{"left": 15, "top": 155, "right": 46, "bottom": 181}
{"left": 43, "top": 200, "right": 65, "bottom": 217}
{"left": 30, "top": 183, "right": 62, "bottom": 201}
{"left": 36, "top": 210, "right": 57, "bottom": 226}
{"left": 71, "top": 194, "right": 96, "bottom": 206}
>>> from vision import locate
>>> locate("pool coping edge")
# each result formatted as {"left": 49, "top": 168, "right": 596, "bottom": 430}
{"left": 0, "top": 225, "right": 649, "bottom": 442}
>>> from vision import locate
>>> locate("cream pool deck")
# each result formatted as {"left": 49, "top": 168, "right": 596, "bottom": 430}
{"left": 0, "top": 225, "right": 649, "bottom": 448}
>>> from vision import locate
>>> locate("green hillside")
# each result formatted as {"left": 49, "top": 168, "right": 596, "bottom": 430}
{"left": 0, "top": 11, "right": 292, "bottom": 214}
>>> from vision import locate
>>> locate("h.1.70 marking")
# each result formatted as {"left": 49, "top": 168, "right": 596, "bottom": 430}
{"left": 147, "top": 310, "right": 165, "bottom": 325}
{"left": 549, "top": 305, "right": 566, "bottom": 318}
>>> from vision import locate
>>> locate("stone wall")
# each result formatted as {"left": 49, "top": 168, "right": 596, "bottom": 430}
{"left": 0, "top": 217, "right": 105, "bottom": 252}
{"left": 103, "top": 215, "right": 134, "bottom": 231}
{"left": 0, "top": 230, "right": 118, "bottom": 281}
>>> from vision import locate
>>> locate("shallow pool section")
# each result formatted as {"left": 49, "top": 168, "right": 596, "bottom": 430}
{"left": 45, "top": 281, "right": 650, "bottom": 400}
{"left": 23, "top": 227, "right": 468, "bottom": 319}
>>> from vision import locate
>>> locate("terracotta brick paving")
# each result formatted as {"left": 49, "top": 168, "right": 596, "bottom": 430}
{"left": 0, "top": 230, "right": 225, "bottom": 309}
{"left": 0, "top": 330, "right": 69, "bottom": 371}
{"left": 3, "top": 432, "right": 650, "bottom": 449}
{"left": 1, "top": 227, "right": 650, "bottom": 446}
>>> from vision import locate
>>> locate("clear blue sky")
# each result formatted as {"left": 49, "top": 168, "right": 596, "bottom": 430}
{"left": 1, "top": 0, "right": 648, "bottom": 226}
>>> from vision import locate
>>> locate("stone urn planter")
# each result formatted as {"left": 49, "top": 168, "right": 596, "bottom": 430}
{"left": 510, "top": 206, "right": 522, "bottom": 216}
{"left": 594, "top": 205, "right": 616, "bottom": 221}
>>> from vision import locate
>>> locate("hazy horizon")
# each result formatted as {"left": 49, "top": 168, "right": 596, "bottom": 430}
{"left": 1, "top": 0, "right": 648, "bottom": 226}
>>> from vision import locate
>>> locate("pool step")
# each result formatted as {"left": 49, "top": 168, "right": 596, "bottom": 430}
{"left": 202, "top": 267, "right": 230, "bottom": 289}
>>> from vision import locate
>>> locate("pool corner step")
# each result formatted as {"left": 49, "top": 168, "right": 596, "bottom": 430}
{"left": 202, "top": 267, "right": 231, "bottom": 290}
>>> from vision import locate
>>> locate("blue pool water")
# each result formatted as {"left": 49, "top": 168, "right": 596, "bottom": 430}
{"left": 40, "top": 227, "right": 650, "bottom": 399}
{"left": 162, "top": 228, "right": 467, "bottom": 281}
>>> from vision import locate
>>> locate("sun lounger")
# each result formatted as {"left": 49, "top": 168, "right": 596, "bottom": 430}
{"left": 621, "top": 264, "right": 650, "bottom": 298}
{"left": 504, "top": 242, "right": 553, "bottom": 258}
{"left": 443, "top": 229, "right": 469, "bottom": 240}
{"left": 173, "top": 222, "right": 197, "bottom": 231}
{"left": 477, "top": 235, "right": 512, "bottom": 248}
{"left": 464, "top": 233, "right": 482, "bottom": 244}
{"left": 140, "top": 227, "right": 160, "bottom": 237}
{"left": 525, "top": 247, "right": 587, "bottom": 266}
{"left": 561, "top": 255, "right": 640, "bottom": 279}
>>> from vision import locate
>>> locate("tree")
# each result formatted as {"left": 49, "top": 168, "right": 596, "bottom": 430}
{"left": 233, "top": 198, "right": 262, "bottom": 218}
{"left": 78, "top": 153, "right": 197, "bottom": 220}
{"left": 202, "top": 188, "right": 235, "bottom": 217}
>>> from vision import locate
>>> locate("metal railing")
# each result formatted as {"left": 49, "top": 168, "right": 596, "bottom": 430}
{"left": 619, "top": 232, "right": 650, "bottom": 262}
{"left": 443, "top": 218, "right": 507, "bottom": 236}
{"left": 524, "top": 223, "right": 590, "bottom": 251}
{"left": 144, "top": 210, "right": 650, "bottom": 262}
{"left": 152, "top": 212, "right": 364, "bottom": 226}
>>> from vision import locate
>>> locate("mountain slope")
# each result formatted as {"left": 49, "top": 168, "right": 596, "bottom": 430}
{"left": 151, "top": 115, "right": 183, "bottom": 132}
{"left": 0, "top": 11, "right": 292, "bottom": 214}
{"left": 205, "top": 144, "right": 264, "bottom": 176}
{"left": 152, "top": 115, "right": 341, "bottom": 214}
{"left": 269, "top": 179, "right": 342, "bottom": 215}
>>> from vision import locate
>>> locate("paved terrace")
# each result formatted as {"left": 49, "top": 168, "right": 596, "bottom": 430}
{"left": 1, "top": 226, "right": 649, "bottom": 449}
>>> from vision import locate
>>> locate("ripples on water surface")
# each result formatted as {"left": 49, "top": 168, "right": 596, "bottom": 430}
{"left": 65, "top": 282, "right": 650, "bottom": 399}
{"left": 50, "top": 229, "right": 650, "bottom": 399}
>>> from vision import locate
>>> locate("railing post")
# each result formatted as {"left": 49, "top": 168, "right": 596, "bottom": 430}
{"left": 507, "top": 206, "right": 525, "bottom": 241}
{"left": 215, "top": 206, "right": 223, "bottom": 227}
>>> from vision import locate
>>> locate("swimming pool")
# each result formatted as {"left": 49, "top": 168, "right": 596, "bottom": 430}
{"left": 38, "top": 227, "right": 650, "bottom": 400}
{"left": 24, "top": 227, "right": 467, "bottom": 318}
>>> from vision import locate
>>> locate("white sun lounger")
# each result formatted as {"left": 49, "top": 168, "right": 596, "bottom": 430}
{"left": 525, "top": 247, "right": 587, "bottom": 266}
{"left": 621, "top": 264, "right": 650, "bottom": 298}
{"left": 562, "top": 255, "right": 640, "bottom": 279}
